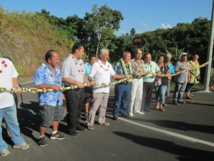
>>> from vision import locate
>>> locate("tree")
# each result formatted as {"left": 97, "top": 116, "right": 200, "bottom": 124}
{"left": 84, "top": 4, "right": 124, "bottom": 57}
{"left": 130, "top": 28, "right": 136, "bottom": 36}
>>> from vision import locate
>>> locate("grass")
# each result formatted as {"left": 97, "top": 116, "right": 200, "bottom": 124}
{"left": 0, "top": 7, "right": 74, "bottom": 77}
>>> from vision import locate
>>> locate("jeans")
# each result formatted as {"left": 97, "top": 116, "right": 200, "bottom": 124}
{"left": 173, "top": 82, "right": 187, "bottom": 102}
{"left": 155, "top": 85, "right": 168, "bottom": 104}
{"left": 113, "top": 83, "right": 131, "bottom": 116}
{"left": 0, "top": 104, "right": 25, "bottom": 152}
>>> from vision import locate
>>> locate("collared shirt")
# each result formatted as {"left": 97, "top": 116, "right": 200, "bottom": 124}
{"left": 114, "top": 61, "right": 135, "bottom": 76}
{"left": 131, "top": 58, "right": 144, "bottom": 73}
{"left": 167, "top": 63, "right": 175, "bottom": 74}
{"left": 143, "top": 61, "right": 160, "bottom": 82}
{"left": 61, "top": 55, "right": 85, "bottom": 86}
{"left": 175, "top": 61, "right": 190, "bottom": 83}
{"left": 89, "top": 60, "right": 115, "bottom": 93}
{"left": 34, "top": 63, "right": 63, "bottom": 106}
{"left": 0, "top": 58, "right": 18, "bottom": 109}
{"left": 84, "top": 62, "right": 92, "bottom": 80}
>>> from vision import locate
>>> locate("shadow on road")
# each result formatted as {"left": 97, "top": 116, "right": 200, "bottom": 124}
{"left": 113, "top": 131, "right": 214, "bottom": 161}
{"left": 128, "top": 118, "right": 214, "bottom": 134}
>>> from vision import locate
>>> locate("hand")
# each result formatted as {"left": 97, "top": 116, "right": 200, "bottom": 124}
{"left": 84, "top": 80, "right": 90, "bottom": 86}
{"left": 76, "top": 82, "right": 84, "bottom": 88}
{"left": 126, "top": 75, "right": 133, "bottom": 79}
{"left": 90, "top": 81, "right": 97, "bottom": 86}
{"left": 13, "top": 85, "right": 22, "bottom": 94}
{"left": 51, "top": 85, "right": 61, "bottom": 91}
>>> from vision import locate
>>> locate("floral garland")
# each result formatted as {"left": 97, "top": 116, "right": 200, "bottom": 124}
{"left": 42, "top": 63, "right": 61, "bottom": 84}
{"left": 0, "top": 58, "right": 8, "bottom": 73}
{"left": 120, "top": 59, "right": 133, "bottom": 75}
{"left": 0, "top": 61, "right": 210, "bottom": 93}
{"left": 97, "top": 60, "right": 111, "bottom": 71}
{"left": 69, "top": 54, "right": 84, "bottom": 74}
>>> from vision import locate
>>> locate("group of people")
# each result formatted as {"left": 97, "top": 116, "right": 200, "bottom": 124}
{"left": 0, "top": 43, "right": 201, "bottom": 156}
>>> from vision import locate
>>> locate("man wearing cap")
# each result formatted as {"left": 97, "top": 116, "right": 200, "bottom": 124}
{"left": 62, "top": 43, "right": 89, "bottom": 136}
{"left": 173, "top": 52, "right": 190, "bottom": 105}
{"left": 128, "top": 49, "right": 145, "bottom": 117}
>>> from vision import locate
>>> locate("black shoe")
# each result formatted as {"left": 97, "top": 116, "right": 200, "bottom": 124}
{"left": 38, "top": 137, "right": 48, "bottom": 147}
{"left": 113, "top": 116, "right": 118, "bottom": 120}
{"left": 76, "top": 126, "right": 86, "bottom": 131}
{"left": 121, "top": 114, "right": 129, "bottom": 118}
{"left": 173, "top": 101, "right": 179, "bottom": 105}
{"left": 50, "top": 132, "right": 65, "bottom": 140}
{"left": 68, "top": 131, "right": 78, "bottom": 136}
{"left": 178, "top": 101, "right": 186, "bottom": 104}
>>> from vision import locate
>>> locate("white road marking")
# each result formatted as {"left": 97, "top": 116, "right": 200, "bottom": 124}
{"left": 108, "top": 115, "right": 214, "bottom": 148}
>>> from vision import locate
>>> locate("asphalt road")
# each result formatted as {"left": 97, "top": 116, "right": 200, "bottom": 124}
{"left": 1, "top": 82, "right": 214, "bottom": 161}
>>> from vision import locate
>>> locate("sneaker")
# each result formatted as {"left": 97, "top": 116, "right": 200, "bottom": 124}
{"left": 136, "top": 111, "right": 145, "bottom": 115}
{"left": 50, "top": 132, "right": 65, "bottom": 140}
{"left": 13, "top": 142, "right": 29, "bottom": 150}
{"left": 0, "top": 149, "right": 11, "bottom": 157}
{"left": 129, "top": 112, "right": 133, "bottom": 117}
{"left": 38, "top": 137, "right": 48, "bottom": 147}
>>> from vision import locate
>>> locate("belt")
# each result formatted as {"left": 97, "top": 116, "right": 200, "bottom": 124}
{"left": 117, "top": 81, "right": 130, "bottom": 85}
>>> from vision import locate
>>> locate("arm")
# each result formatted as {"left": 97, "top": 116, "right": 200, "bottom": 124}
{"left": 62, "top": 78, "right": 84, "bottom": 88}
{"left": 12, "top": 77, "right": 22, "bottom": 94}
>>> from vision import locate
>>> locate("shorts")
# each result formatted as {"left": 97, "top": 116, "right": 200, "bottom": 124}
{"left": 84, "top": 87, "right": 92, "bottom": 103}
{"left": 40, "top": 104, "right": 64, "bottom": 127}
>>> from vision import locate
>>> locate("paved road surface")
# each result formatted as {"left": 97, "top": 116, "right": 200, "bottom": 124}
{"left": 1, "top": 82, "right": 214, "bottom": 161}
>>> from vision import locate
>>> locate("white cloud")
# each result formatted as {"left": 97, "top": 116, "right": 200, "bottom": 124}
{"left": 161, "top": 23, "right": 172, "bottom": 29}
{"left": 140, "top": 21, "right": 149, "bottom": 29}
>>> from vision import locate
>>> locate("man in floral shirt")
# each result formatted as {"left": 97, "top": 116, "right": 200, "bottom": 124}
{"left": 34, "top": 50, "right": 65, "bottom": 147}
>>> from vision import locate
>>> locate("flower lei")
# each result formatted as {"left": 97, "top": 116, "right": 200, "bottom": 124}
{"left": 42, "top": 63, "right": 61, "bottom": 84}
{"left": 120, "top": 59, "right": 133, "bottom": 82}
{"left": 69, "top": 54, "right": 84, "bottom": 74}
{"left": 97, "top": 60, "right": 111, "bottom": 71}
{"left": 0, "top": 58, "right": 8, "bottom": 73}
{"left": 0, "top": 61, "right": 210, "bottom": 93}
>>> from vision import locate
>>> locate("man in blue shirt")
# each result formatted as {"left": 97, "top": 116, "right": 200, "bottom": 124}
{"left": 113, "top": 51, "right": 133, "bottom": 120}
{"left": 34, "top": 50, "right": 65, "bottom": 147}
{"left": 83, "top": 54, "right": 96, "bottom": 117}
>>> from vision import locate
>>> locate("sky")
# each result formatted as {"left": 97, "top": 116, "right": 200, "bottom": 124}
{"left": 0, "top": 0, "right": 213, "bottom": 35}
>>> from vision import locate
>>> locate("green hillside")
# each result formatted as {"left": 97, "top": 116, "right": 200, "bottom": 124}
{"left": 0, "top": 8, "right": 74, "bottom": 77}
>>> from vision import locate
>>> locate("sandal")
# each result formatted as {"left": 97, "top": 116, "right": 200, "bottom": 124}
{"left": 102, "top": 122, "right": 110, "bottom": 126}
{"left": 162, "top": 103, "right": 168, "bottom": 107}
{"left": 159, "top": 108, "right": 165, "bottom": 112}
{"left": 155, "top": 106, "right": 160, "bottom": 110}
{"left": 87, "top": 126, "right": 94, "bottom": 130}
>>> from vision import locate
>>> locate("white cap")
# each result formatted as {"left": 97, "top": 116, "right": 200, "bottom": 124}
{"left": 181, "top": 52, "right": 187, "bottom": 56}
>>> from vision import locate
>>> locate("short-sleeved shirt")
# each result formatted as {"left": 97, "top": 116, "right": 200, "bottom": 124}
{"left": 34, "top": 63, "right": 63, "bottom": 106}
{"left": 131, "top": 58, "right": 144, "bottom": 73}
{"left": 143, "top": 61, "right": 160, "bottom": 83}
{"left": 89, "top": 60, "right": 115, "bottom": 93}
{"left": 84, "top": 62, "right": 92, "bottom": 80}
{"left": 168, "top": 63, "right": 175, "bottom": 74}
{"left": 0, "top": 58, "right": 18, "bottom": 109}
{"left": 114, "top": 61, "right": 135, "bottom": 76}
{"left": 174, "top": 61, "right": 190, "bottom": 83}
{"left": 61, "top": 55, "right": 85, "bottom": 86}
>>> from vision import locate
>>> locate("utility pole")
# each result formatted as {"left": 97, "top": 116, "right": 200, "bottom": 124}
{"left": 203, "top": 0, "right": 214, "bottom": 92}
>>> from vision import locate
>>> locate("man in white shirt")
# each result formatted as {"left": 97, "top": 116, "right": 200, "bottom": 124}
{"left": 62, "top": 43, "right": 89, "bottom": 136}
{"left": 86, "top": 49, "right": 130, "bottom": 130}
{"left": 0, "top": 57, "right": 29, "bottom": 157}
